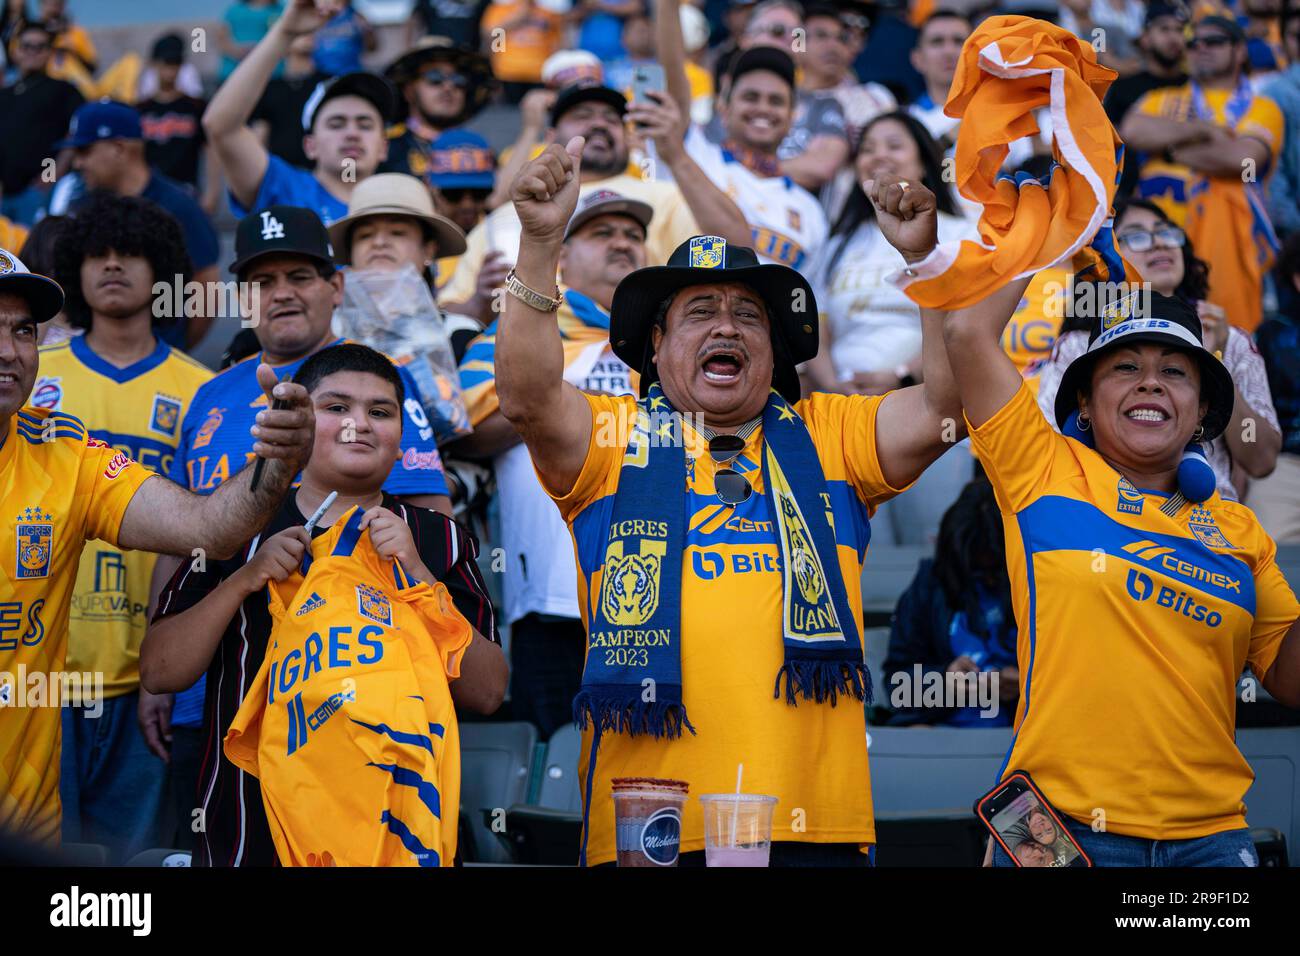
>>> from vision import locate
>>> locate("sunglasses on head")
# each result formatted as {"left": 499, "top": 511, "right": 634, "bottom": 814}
{"left": 708, "top": 434, "right": 753, "bottom": 506}
{"left": 1187, "top": 34, "right": 1233, "bottom": 50}
{"left": 422, "top": 69, "right": 468, "bottom": 88}
{"left": 1117, "top": 226, "right": 1186, "bottom": 252}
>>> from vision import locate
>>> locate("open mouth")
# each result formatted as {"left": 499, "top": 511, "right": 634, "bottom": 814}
{"left": 1124, "top": 404, "right": 1170, "bottom": 424}
{"left": 700, "top": 348, "right": 746, "bottom": 384}
{"left": 0, "top": 372, "right": 18, "bottom": 386}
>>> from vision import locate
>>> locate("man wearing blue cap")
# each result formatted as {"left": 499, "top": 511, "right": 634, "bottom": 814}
{"left": 57, "top": 100, "right": 220, "bottom": 349}
{"left": 203, "top": 0, "right": 395, "bottom": 226}
{"left": 425, "top": 130, "right": 496, "bottom": 296}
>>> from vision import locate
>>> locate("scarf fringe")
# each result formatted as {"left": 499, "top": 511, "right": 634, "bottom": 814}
{"left": 773, "top": 660, "right": 872, "bottom": 708}
{"left": 573, "top": 691, "right": 697, "bottom": 740}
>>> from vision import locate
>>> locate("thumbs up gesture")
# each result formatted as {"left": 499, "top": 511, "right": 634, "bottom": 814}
{"left": 511, "top": 136, "right": 585, "bottom": 245}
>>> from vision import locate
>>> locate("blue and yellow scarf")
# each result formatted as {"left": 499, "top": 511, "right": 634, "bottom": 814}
{"left": 574, "top": 383, "right": 870, "bottom": 862}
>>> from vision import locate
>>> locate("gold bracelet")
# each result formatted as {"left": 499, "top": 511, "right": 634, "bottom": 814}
{"left": 505, "top": 268, "right": 562, "bottom": 313}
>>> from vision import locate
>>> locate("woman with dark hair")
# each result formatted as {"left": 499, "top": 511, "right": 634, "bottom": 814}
{"left": 804, "top": 111, "right": 971, "bottom": 396}
{"left": 883, "top": 478, "right": 1018, "bottom": 727}
{"left": 945, "top": 210, "right": 1300, "bottom": 866}
{"left": 1036, "top": 198, "right": 1281, "bottom": 501}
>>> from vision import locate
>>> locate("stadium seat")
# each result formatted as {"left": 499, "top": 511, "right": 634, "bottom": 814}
{"left": 458, "top": 721, "right": 538, "bottom": 863}
{"left": 1277, "top": 545, "right": 1300, "bottom": 592}
{"left": 859, "top": 544, "right": 927, "bottom": 628}
{"left": 123, "top": 848, "right": 192, "bottom": 867}
{"left": 536, "top": 723, "right": 583, "bottom": 812}
{"left": 59, "top": 843, "right": 110, "bottom": 866}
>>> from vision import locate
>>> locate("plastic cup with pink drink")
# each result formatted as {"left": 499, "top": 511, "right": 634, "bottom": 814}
{"left": 700, "top": 793, "right": 778, "bottom": 867}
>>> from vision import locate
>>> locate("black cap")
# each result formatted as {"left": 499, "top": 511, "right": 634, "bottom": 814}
{"left": 1144, "top": 1, "right": 1189, "bottom": 28}
{"left": 729, "top": 46, "right": 796, "bottom": 91}
{"left": 302, "top": 72, "right": 398, "bottom": 132}
{"left": 230, "top": 206, "right": 336, "bottom": 276}
{"left": 610, "top": 236, "right": 818, "bottom": 403}
{"left": 549, "top": 82, "right": 627, "bottom": 127}
{"left": 151, "top": 33, "right": 184, "bottom": 64}
{"left": 1053, "top": 289, "right": 1236, "bottom": 442}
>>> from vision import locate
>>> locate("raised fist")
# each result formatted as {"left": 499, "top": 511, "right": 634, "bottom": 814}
{"left": 511, "top": 137, "right": 584, "bottom": 243}
{"left": 865, "top": 174, "right": 939, "bottom": 265}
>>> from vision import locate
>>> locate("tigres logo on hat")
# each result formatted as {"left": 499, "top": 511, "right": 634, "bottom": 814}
{"left": 0, "top": 251, "right": 15, "bottom": 275}
{"left": 689, "top": 236, "right": 725, "bottom": 270}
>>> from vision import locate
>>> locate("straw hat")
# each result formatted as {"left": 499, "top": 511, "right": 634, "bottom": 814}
{"left": 328, "top": 173, "right": 467, "bottom": 265}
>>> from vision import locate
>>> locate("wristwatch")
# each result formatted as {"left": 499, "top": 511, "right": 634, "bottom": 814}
{"left": 505, "top": 269, "right": 562, "bottom": 313}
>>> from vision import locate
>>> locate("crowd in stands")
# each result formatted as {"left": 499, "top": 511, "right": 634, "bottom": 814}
{"left": 0, "top": 0, "right": 1298, "bottom": 863}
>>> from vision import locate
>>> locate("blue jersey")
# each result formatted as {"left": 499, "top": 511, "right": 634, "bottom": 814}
{"left": 229, "top": 155, "right": 348, "bottom": 226}
{"left": 170, "top": 340, "right": 449, "bottom": 499}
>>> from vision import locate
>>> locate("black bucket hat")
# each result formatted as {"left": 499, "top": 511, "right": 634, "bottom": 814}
{"left": 609, "top": 236, "right": 818, "bottom": 403}
{"left": 383, "top": 36, "right": 496, "bottom": 125}
{"left": 1053, "top": 288, "right": 1236, "bottom": 442}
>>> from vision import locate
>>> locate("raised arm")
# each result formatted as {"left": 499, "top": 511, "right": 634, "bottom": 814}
{"left": 203, "top": 0, "right": 334, "bottom": 209}
{"left": 866, "top": 176, "right": 966, "bottom": 488}
{"left": 941, "top": 266, "right": 1035, "bottom": 430}
{"left": 654, "top": 0, "right": 694, "bottom": 123}
{"left": 627, "top": 88, "right": 752, "bottom": 247}
{"left": 495, "top": 139, "right": 595, "bottom": 496}
{"left": 118, "top": 364, "right": 315, "bottom": 560}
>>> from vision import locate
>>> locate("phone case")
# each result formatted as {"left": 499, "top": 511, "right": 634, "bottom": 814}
{"left": 973, "top": 770, "right": 1093, "bottom": 867}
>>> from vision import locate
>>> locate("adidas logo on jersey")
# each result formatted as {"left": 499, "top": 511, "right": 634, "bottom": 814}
{"left": 295, "top": 592, "right": 326, "bottom": 616}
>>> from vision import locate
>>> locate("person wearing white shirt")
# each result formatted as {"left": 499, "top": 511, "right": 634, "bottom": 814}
{"left": 802, "top": 110, "right": 976, "bottom": 547}
{"left": 657, "top": 2, "right": 828, "bottom": 274}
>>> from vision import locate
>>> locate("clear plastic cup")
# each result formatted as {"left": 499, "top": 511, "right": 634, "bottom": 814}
{"left": 700, "top": 793, "right": 778, "bottom": 867}
{"left": 612, "top": 778, "right": 689, "bottom": 867}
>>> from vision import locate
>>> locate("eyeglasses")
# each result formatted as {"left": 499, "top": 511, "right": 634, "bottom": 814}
{"left": 1187, "top": 34, "right": 1232, "bottom": 50}
{"left": 1117, "top": 226, "right": 1186, "bottom": 252}
{"left": 709, "top": 434, "right": 753, "bottom": 506}
{"left": 421, "top": 69, "right": 468, "bottom": 88}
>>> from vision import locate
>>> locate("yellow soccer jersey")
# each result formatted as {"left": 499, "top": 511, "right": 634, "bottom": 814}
{"left": 34, "top": 337, "right": 212, "bottom": 701}
{"left": 0, "top": 407, "right": 153, "bottom": 843}
{"left": 543, "top": 391, "right": 907, "bottom": 867}
{"left": 1002, "top": 268, "right": 1068, "bottom": 378}
{"left": 969, "top": 384, "right": 1300, "bottom": 841}
{"left": 1133, "top": 85, "right": 1284, "bottom": 226}
{"left": 225, "top": 506, "right": 472, "bottom": 866}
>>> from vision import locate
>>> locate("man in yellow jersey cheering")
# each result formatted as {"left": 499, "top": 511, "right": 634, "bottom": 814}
{"left": 495, "top": 138, "right": 1027, "bottom": 866}
{"left": 0, "top": 246, "right": 314, "bottom": 848}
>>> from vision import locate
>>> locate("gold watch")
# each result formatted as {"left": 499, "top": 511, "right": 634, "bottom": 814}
{"left": 505, "top": 269, "right": 562, "bottom": 313}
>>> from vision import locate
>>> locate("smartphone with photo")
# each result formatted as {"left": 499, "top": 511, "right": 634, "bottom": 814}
{"left": 630, "top": 64, "right": 666, "bottom": 109}
{"left": 974, "top": 771, "right": 1092, "bottom": 867}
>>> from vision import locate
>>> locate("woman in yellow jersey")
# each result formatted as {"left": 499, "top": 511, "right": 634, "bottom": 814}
{"left": 1035, "top": 200, "right": 1282, "bottom": 504}
{"left": 945, "top": 262, "right": 1300, "bottom": 866}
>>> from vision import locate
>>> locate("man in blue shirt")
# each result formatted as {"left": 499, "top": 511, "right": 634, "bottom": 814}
{"left": 56, "top": 100, "right": 220, "bottom": 349}
{"left": 203, "top": 0, "right": 395, "bottom": 226}
{"left": 152, "top": 204, "right": 454, "bottom": 804}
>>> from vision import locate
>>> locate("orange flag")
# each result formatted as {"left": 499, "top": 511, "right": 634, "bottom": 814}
{"left": 893, "top": 16, "right": 1125, "bottom": 309}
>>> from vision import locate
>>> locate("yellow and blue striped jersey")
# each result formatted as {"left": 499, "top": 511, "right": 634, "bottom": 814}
{"left": 543, "top": 391, "right": 904, "bottom": 867}
{"left": 34, "top": 336, "right": 211, "bottom": 702}
{"left": 224, "top": 506, "right": 472, "bottom": 866}
{"left": 0, "top": 406, "right": 153, "bottom": 842}
{"left": 969, "top": 384, "right": 1300, "bottom": 840}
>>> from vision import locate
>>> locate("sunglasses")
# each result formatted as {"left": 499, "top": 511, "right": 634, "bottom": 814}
{"left": 422, "top": 69, "right": 468, "bottom": 88}
{"left": 709, "top": 434, "right": 753, "bottom": 506}
{"left": 439, "top": 187, "right": 491, "bottom": 203}
{"left": 1117, "top": 226, "right": 1186, "bottom": 252}
{"left": 1187, "top": 34, "right": 1233, "bottom": 50}
{"left": 750, "top": 23, "right": 794, "bottom": 39}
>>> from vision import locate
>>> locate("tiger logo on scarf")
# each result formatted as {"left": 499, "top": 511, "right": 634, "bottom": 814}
{"left": 600, "top": 539, "right": 666, "bottom": 626}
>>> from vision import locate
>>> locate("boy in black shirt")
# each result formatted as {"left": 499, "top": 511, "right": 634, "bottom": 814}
{"left": 140, "top": 343, "right": 505, "bottom": 866}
